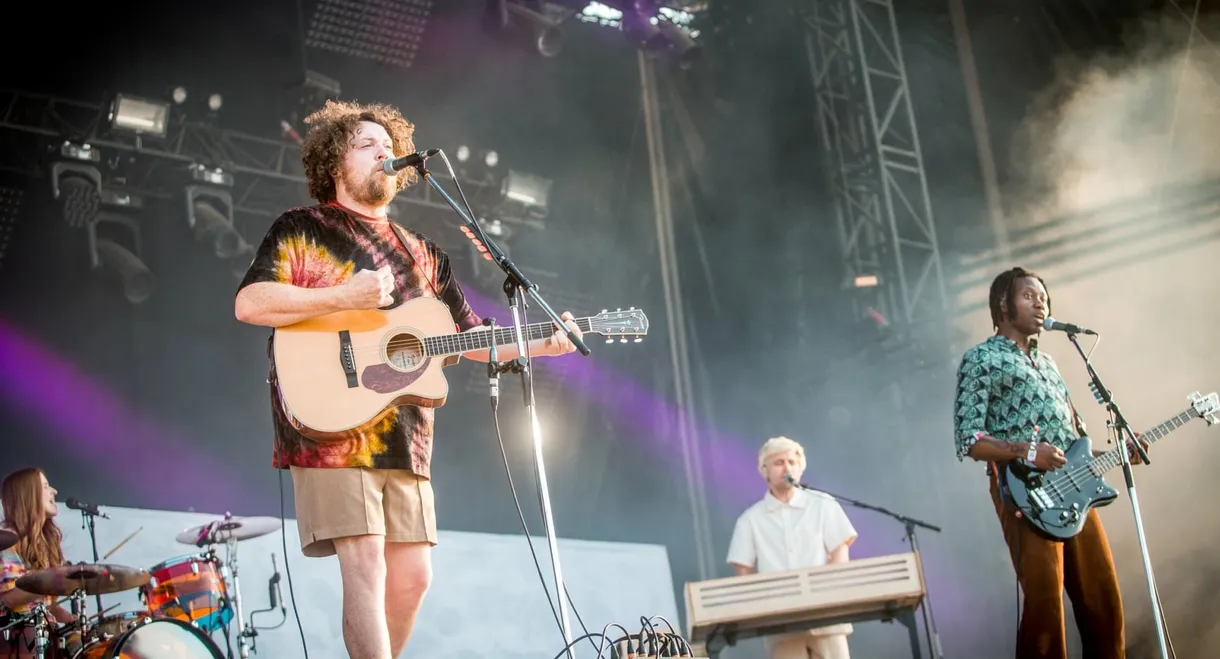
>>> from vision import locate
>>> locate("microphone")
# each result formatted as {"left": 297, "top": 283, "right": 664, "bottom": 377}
{"left": 1042, "top": 316, "right": 1097, "bottom": 336}
{"left": 65, "top": 498, "right": 109, "bottom": 519}
{"left": 381, "top": 148, "right": 440, "bottom": 175}
{"left": 269, "top": 553, "right": 285, "bottom": 612}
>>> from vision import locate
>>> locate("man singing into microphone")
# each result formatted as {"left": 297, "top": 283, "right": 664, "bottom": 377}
{"left": 727, "top": 436, "right": 858, "bottom": 659}
{"left": 234, "top": 100, "right": 582, "bottom": 659}
{"left": 954, "top": 266, "right": 1136, "bottom": 658}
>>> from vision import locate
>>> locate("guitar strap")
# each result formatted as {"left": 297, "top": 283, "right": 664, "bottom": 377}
{"left": 387, "top": 221, "right": 445, "bottom": 301}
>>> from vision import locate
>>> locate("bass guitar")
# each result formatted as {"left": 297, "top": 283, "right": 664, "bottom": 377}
{"left": 271, "top": 296, "right": 649, "bottom": 441}
{"left": 1001, "top": 390, "right": 1218, "bottom": 540}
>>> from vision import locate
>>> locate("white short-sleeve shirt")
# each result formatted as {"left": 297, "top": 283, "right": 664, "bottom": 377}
{"left": 726, "top": 487, "right": 858, "bottom": 574}
{"left": 726, "top": 488, "right": 860, "bottom": 649}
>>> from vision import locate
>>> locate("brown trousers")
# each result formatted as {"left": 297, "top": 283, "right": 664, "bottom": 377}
{"left": 988, "top": 464, "right": 1126, "bottom": 659}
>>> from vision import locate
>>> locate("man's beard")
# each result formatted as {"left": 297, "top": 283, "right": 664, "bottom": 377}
{"left": 349, "top": 169, "right": 396, "bottom": 206}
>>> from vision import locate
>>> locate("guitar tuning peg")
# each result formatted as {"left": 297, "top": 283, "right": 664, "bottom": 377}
{"left": 629, "top": 306, "right": 635, "bottom": 310}
{"left": 601, "top": 309, "right": 608, "bottom": 314}
{"left": 620, "top": 338, "right": 627, "bottom": 343}
{"left": 605, "top": 338, "right": 613, "bottom": 344}
{"left": 633, "top": 337, "right": 642, "bottom": 343}
{"left": 616, "top": 307, "right": 622, "bottom": 312}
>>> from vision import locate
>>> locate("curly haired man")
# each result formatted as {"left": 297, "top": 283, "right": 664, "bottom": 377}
{"left": 235, "top": 100, "right": 582, "bottom": 659}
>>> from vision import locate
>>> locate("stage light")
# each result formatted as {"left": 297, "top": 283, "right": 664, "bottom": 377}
{"left": 457, "top": 145, "right": 471, "bottom": 162}
{"left": 0, "top": 186, "right": 22, "bottom": 274}
{"left": 109, "top": 94, "right": 170, "bottom": 138}
{"left": 208, "top": 93, "right": 223, "bottom": 111}
{"left": 87, "top": 212, "right": 154, "bottom": 304}
{"left": 854, "top": 274, "right": 879, "bottom": 288}
{"left": 172, "top": 87, "right": 187, "bottom": 104}
{"left": 185, "top": 165, "right": 247, "bottom": 259}
{"left": 501, "top": 169, "right": 553, "bottom": 216}
{"left": 485, "top": 150, "right": 500, "bottom": 168}
{"left": 506, "top": 2, "right": 565, "bottom": 57}
{"left": 51, "top": 162, "right": 101, "bottom": 228}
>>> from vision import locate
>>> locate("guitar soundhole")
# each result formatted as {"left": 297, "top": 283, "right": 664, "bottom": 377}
{"left": 384, "top": 332, "right": 425, "bottom": 372}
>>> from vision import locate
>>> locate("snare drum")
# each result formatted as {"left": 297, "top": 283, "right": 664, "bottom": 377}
{"left": 74, "top": 617, "right": 223, "bottom": 659}
{"left": 139, "top": 555, "right": 232, "bottom": 632}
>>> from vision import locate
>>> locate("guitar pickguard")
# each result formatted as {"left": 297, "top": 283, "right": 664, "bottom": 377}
{"left": 361, "top": 361, "right": 431, "bottom": 394}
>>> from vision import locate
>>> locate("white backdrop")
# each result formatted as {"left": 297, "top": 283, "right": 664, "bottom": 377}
{"left": 57, "top": 503, "right": 679, "bottom": 658}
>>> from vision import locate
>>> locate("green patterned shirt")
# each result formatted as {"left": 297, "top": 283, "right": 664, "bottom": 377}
{"left": 953, "top": 335, "right": 1084, "bottom": 461}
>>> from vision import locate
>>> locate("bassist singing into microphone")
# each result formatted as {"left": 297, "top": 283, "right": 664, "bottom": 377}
{"left": 954, "top": 267, "right": 1146, "bottom": 659}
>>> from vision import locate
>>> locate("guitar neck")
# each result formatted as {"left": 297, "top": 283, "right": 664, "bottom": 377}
{"left": 1090, "top": 407, "right": 1200, "bottom": 475}
{"left": 423, "top": 318, "right": 592, "bottom": 357}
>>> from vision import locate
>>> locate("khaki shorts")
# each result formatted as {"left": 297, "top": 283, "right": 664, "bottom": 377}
{"left": 290, "top": 466, "right": 437, "bottom": 558}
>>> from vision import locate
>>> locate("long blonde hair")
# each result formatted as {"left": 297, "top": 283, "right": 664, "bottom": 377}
{"left": 1, "top": 468, "right": 63, "bottom": 570}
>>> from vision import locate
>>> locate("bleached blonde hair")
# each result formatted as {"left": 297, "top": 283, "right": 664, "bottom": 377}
{"left": 757, "top": 436, "right": 806, "bottom": 476}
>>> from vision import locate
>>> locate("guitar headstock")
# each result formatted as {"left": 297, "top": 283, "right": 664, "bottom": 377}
{"left": 588, "top": 308, "right": 649, "bottom": 344}
{"left": 1189, "top": 391, "right": 1220, "bottom": 425}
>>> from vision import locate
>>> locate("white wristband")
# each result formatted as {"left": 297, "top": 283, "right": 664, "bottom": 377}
{"left": 1026, "top": 442, "right": 1039, "bottom": 462}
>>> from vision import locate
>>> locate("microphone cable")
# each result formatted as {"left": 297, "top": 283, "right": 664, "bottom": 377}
{"left": 278, "top": 468, "right": 309, "bottom": 658}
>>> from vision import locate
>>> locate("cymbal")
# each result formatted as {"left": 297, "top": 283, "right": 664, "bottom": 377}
{"left": 0, "top": 528, "right": 16, "bottom": 552}
{"left": 176, "top": 516, "right": 282, "bottom": 545}
{"left": 16, "top": 563, "right": 150, "bottom": 597}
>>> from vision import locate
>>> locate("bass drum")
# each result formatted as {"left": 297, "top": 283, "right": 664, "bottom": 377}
{"left": 74, "top": 618, "right": 223, "bottom": 659}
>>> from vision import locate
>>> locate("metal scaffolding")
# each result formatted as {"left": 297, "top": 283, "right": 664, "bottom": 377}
{"left": 0, "top": 89, "right": 498, "bottom": 221}
{"left": 800, "top": 0, "right": 947, "bottom": 330}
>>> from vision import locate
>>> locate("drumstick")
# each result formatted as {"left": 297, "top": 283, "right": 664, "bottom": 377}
{"left": 102, "top": 527, "right": 143, "bottom": 560}
{"left": 88, "top": 603, "right": 121, "bottom": 620}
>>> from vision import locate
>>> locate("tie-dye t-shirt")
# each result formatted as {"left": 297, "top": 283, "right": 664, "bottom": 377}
{"left": 238, "top": 203, "right": 482, "bottom": 477}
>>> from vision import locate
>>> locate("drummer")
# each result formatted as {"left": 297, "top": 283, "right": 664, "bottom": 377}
{"left": 0, "top": 468, "right": 76, "bottom": 625}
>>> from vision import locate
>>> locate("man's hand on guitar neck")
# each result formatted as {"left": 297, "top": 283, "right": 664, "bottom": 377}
{"left": 459, "top": 311, "right": 584, "bottom": 362}
{"left": 541, "top": 312, "right": 582, "bottom": 356}
{"left": 1093, "top": 432, "right": 1149, "bottom": 465}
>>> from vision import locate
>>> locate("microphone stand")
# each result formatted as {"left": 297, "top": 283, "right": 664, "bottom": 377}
{"left": 1064, "top": 331, "right": 1167, "bottom": 659}
{"left": 78, "top": 508, "right": 104, "bottom": 615}
{"left": 790, "top": 481, "right": 944, "bottom": 659}
{"left": 411, "top": 154, "right": 590, "bottom": 654}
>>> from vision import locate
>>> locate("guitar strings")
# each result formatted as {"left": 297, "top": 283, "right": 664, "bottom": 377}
{"left": 337, "top": 319, "right": 607, "bottom": 356}
{"left": 1039, "top": 412, "right": 1189, "bottom": 498}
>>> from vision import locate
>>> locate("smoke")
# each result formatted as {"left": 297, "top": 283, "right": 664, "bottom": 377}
{"left": 953, "top": 11, "right": 1220, "bottom": 656}
{"left": 1009, "top": 15, "right": 1220, "bottom": 223}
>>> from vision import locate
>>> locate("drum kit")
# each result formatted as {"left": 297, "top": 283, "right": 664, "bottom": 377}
{"left": 0, "top": 513, "right": 283, "bottom": 659}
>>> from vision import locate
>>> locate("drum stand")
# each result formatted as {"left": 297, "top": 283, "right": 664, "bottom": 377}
{"left": 218, "top": 537, "right": 251, "bottom": 659}
{"left": 30, "top": 590, "right": 86, "bottom": 659}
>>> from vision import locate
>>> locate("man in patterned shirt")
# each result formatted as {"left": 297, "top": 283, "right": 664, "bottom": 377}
{"left": 235, "top": 100, "right": 582, "bottom": 659}
{"left": 954, "top": 266, "right": 1138, "bottom": 659}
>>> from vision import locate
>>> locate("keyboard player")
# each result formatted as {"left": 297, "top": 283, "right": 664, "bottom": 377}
{"left": 726, "top": 436, "right": 858, "bottom": 659}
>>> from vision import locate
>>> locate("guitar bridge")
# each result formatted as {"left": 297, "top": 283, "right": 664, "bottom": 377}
{"left": 338, "top": 330, "right": 358, "bottom": 388}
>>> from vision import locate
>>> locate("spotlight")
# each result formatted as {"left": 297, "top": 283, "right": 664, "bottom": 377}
{"left": 208, "top": 93, "right": 223, "bottom": 112}
{"left": 172, "top": 87, "right": 188, "bottom": 104}
{"left": 109, "top": 94, "right": 170, "bottom": 138}
{"left": 185, "top": 164, "right": 247, "bottom": 259}
{"left": 623, "top": 4, "right": 701, "bottom": 68}
{"left": 506, "top": 2, "right": 565, "bottom": 57}
{"left": 188, "top": 194, "right": 246, "bottom": 259}
{"left": 854, "top": 274, "right": 879, "bottom": 288}
{"left": 456, "top": 145, "right": 471, "bottom": 162}
{"left": 50, "top": 154, "right": 102, "bottom": 228}
{"left": 485, "top": 0, "right": 566, "bottom": 58}
{"left": 87, "top": 212, "right": 154, "bottom": 304}
{"left": 501, "top": 169, "right": 552, "bottom": 217}
{"left": 485, "top": 150, "right": 499, "bottom": 168}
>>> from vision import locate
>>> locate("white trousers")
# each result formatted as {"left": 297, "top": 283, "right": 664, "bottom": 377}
{"left": 765, "top": 631, "right": 850, "bottom": 659}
